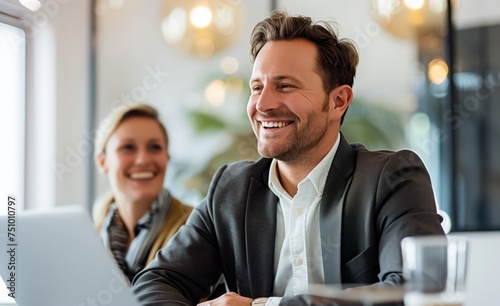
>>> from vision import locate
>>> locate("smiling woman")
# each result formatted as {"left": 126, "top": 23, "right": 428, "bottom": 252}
{"left": 92, "top": 103, "right": 193, "bottom": 283}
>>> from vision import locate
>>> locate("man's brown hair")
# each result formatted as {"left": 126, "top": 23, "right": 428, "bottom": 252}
{"left": 250, "top": 11, "right": 359, "bottom": 123}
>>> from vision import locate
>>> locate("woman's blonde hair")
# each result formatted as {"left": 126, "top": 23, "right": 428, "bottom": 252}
{"left": 92, "top": 103, "right": 169, "bottom": 227}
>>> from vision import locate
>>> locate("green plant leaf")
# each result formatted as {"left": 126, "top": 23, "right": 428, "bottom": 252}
{"left": 189, "top": 111, "right": 227, "bottom": 132}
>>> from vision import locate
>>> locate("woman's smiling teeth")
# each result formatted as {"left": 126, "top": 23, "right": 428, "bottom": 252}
{"left": 130, "top": 172, "right": 154, "bottom": 180}
{"left": 261, "top": 121, "right": 292, "bottom": 128}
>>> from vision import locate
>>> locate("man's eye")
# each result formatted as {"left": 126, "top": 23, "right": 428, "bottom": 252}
{"left": 252, "top": 85, "right": 262, "bottom": 92}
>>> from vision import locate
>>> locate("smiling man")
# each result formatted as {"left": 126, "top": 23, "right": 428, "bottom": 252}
{"left": 132, "top": 11, "right": 445, "bottom": 306}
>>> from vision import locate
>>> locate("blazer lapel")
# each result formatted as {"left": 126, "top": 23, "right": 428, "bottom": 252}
{"left": 320, "top": 134, "right": 357, "bottom": 284}
{"left": 245, "top": 173, "right": 277, "bottom": 297}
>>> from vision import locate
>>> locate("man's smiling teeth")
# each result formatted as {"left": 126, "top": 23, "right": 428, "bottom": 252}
{"left": 261, "top": 121, "right": 291, "bottom": 128}
{"left": 130, "top": 172, "right": 154, "bottom": 179}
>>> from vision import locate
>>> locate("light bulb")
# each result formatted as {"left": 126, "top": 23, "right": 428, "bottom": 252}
{"left": 190, "top": 5, "right": 212, "bottom": 28}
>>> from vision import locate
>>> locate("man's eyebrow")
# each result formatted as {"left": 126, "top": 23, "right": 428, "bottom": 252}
{"left": 249, "top": 75, "right": 304, "bottom": 85}
{"left": 274, "top": 75, "right": 303, "bottom": 84}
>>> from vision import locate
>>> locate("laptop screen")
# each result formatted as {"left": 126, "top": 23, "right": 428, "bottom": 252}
{"left": 0, "top": 205, "right": 139, "bottom": 306}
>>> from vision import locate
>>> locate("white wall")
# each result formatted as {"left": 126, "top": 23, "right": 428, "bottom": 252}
{"left": 52, "top": 0, "right": 92, "bottom": 207}
{"left": 454, "top": 0, "right": 500, "bottom": 29}
{"left": 21, "top": 0, "right": 91, "bottom": 209}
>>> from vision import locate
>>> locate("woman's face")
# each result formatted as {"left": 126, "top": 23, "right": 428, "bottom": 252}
{"left": 98, "top": 116, "right": 168, "bottom": 206}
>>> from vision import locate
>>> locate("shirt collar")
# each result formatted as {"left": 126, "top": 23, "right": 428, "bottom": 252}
{"left": 268, "top": 132, "right": 341, "bottom": 198}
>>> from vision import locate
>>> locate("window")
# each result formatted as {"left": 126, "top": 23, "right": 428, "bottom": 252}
{"left": 0, "top": 9, "right": 26, "bottom": 305}
{"left": 0, "top": 20, "right": 26, "bottom": 213}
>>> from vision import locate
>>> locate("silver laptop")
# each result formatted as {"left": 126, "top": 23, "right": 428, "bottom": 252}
{"left": 0, "top": 205, "right": 139, "bottom": 306}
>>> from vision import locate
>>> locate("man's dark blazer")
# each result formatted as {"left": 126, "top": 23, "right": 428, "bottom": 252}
{"left": 132, "top": 134, "right": 445, "bottom": 305}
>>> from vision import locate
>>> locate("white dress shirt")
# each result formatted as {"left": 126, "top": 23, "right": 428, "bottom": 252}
{"left": 266, "top": 134, "right": 341, "bottom": 305}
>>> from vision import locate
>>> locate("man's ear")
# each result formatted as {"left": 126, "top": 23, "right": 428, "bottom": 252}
{"left": 96, "top": 153, "right": 108, "bottom": 174}
{"left": 329, "top": 85, "right": 354, "bottom": 120}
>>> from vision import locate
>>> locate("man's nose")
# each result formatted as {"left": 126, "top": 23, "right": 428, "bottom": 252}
{"left": 255, "top": 87, "right": 280, "bottom": 113}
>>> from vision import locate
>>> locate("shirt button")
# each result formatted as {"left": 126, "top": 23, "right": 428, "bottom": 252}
{"left": 294, "top": 257, "right": 303, "bottom": 265}
{"left": 294, "top": 209, "right": 303, "bottom": 216}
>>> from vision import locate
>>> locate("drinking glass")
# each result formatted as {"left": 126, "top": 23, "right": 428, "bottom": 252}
{"left": 401, "top": 235, "right": 468, "bottom": 306}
